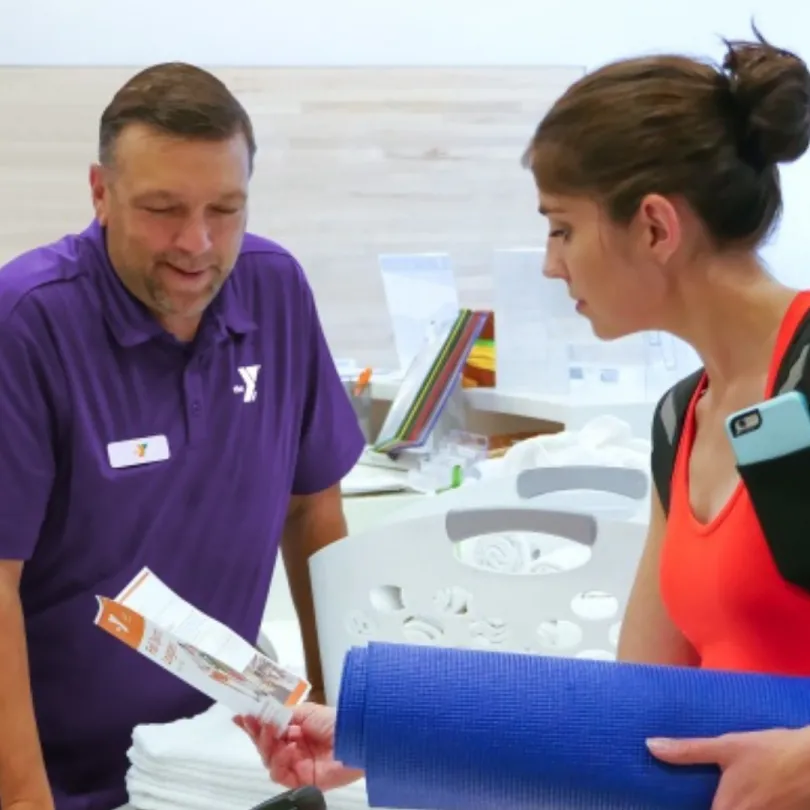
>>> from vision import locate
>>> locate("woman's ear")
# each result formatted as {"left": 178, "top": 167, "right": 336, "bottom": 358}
{"left": 634, "top": 193, "right": 681, "bottom": 264}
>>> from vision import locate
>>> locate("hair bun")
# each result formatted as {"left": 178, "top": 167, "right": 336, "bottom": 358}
{"left": 722, "top": 25, "right": 810, "bottom": 166}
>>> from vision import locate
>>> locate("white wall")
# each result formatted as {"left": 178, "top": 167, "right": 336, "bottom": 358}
{"left": 2, "top": 0, "right": 808, "bottom": 286}
{"left": 2, "top": 0, "right": 807, "bottom": 68}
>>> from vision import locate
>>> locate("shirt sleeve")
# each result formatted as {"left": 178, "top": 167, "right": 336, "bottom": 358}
{"left": 0, "top": 315, "right": 56, "bottom": 560}
{"left": 291, "top": 278, "right": 365, "bottom": 496}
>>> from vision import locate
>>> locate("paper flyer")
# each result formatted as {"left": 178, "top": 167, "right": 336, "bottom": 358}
{"left": 94, "top": 567, "right": 309, "bottom": 726}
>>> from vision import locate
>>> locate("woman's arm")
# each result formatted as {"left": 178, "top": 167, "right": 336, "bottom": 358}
{"left": 617, "top": 487, "right": 700, "bottom": 667}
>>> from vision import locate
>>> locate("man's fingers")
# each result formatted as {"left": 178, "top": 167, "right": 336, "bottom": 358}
{"left": 269, "top": 742, "right": 305, "bottom": 787}
{"left": 241, "top": 715, "right": 262, "bottom": 739}
{"left": 258, "top": 724, "right": 289, "bottom": 756}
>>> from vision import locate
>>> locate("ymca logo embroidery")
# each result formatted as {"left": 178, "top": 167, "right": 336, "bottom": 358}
{"left": 234, "top": 365, "right": 261, "bottom": 403}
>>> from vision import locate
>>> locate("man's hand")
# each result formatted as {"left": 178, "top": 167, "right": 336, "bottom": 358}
{"left": 236, "top": 703, "right": 363, "bottom": 791}
{"left": 647, "top": 726, "right": 810, "bottom": 810}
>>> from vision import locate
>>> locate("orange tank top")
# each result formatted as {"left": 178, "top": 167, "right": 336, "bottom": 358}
{"left": 660, "top": 290, "right": 810, "bottom": 675}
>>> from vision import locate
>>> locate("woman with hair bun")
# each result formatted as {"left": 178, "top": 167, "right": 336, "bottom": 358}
{"left": 522, "top": 26, "right": 810, "bottom": 809}
{"left": 241, "top": 29, "right": 810, "bottom": 809}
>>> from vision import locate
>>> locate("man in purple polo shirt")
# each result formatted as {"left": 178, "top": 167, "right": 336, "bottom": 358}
{"left": 0, "top": 63, "right": 364, "bottom": 810}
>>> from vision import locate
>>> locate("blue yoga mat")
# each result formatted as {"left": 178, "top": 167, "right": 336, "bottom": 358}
{"left": 334, "top": 642, "right": 810, "bottom": 809}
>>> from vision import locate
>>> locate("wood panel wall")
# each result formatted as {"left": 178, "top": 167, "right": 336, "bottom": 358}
{"left": 0, "top": 66, "right": 582, "bottom": 366}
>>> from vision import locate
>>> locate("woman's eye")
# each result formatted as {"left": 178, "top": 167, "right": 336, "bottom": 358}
{"left": 550, "top": 228, "right": 569, "bottom": 239}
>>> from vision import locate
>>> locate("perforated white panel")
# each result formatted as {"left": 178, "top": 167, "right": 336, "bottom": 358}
{"left": 310, "top": 465, "right": 650, "bottom": 705}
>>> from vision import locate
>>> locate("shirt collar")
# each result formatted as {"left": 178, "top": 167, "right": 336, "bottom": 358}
{"left": 82, "top": 218, "right": 257, "bottom": 348}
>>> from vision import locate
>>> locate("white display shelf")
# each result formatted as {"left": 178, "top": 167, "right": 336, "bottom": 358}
{"left": 369, "top": 372, "right": 659, "bottom": 437}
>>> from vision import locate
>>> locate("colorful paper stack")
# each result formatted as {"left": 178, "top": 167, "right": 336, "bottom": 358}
{"left": 374, "top": 308, "right": 489, "bottom": 455}
{"left": 462, "top": 310, "right": 495, "bottom": 388}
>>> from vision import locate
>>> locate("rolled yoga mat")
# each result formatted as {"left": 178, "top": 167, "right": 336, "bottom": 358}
{"left": 334, "top": 642, "right": 810, "bottom": 810}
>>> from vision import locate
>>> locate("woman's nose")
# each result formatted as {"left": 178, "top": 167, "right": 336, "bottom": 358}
{"left": 543, "top": 249, "right": 565, "bottom": 280}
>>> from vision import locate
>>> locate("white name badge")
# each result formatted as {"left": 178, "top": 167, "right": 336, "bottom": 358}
{"left": 107, "top": 435, "right": 171, "bottom": 469}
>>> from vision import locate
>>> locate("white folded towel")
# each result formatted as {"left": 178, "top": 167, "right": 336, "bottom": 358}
{"left": 128, "top": 779, "right": 374, "bottom": 810}
{"left": 127, "top": 771, "right": 268, "bottom": 810}
{"left": 126, "top": 702, "right": 272, "bottom": 809}
{"left": 500, "top": 414, "right": 651, "bottom": 477}
{"left": 471, "top": 532, "right": 530, "bottom": 573}
{"left": 130, "top": 702, "right": 264, "bottom": 770}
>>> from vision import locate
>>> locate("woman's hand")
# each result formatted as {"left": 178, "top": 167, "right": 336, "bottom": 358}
{"left": 648, "top": 726, "right": 810, "bottom": 810}
{"left": 235, "top": 703, "right": 364, "bottom": 791}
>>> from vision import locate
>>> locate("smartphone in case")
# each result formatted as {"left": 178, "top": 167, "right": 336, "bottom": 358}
{"left": 725, "top": 390, "right": 810, "bottom": 467}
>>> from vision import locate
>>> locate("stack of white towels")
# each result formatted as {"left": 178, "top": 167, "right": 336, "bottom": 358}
{"left": 125, "top": 620, "right": 373, "bottom": 810}
{"left": 456, "top": 415, "right": 652, "bottom": 576}
{"left": 481, "top": 414, "right": 651, "bottom": 481}
{"left": 127, "top": 702, "right": 281, "bottom": 810}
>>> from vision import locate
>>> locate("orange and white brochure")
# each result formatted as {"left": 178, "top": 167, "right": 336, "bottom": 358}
{"left": 94, "top": 567, "right": 310, "bottom": 727}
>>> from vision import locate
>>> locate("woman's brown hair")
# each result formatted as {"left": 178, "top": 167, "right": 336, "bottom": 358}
{"left": 523, "top": 26, "right": 810, "bottom": 249}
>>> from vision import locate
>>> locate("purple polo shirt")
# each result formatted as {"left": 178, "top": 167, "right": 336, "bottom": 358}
{"left": 0, "top": 220, "right": 364, "bottom": 810}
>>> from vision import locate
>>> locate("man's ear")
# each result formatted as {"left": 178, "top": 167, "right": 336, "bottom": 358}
{"left": 89, "top": 163, "right": 110, "bottom": 226}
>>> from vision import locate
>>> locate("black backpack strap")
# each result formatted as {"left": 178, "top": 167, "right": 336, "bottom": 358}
{"left": 650, "top": 368, "right": 704, "bottom": 516}
{"left": 651, "top": 307, "right": 810, "bottom": 517}
{"left": 737, "top": 306, "right": 810, "bottom": 595}
{"left": 773, "top": 309, "right": 810, "bottom": 396}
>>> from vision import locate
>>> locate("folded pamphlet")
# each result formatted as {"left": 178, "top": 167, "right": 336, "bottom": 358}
{"left": 94, "top": 567, "right": 309, "bottom": 728}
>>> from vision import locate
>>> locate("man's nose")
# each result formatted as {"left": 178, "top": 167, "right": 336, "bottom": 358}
{"left": 174, "top": 214, "right": 213, "bottom": 256}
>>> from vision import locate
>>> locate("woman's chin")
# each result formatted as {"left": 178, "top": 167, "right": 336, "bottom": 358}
{"left": 588, "top": 317, "right": 634, "bottom": 342}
